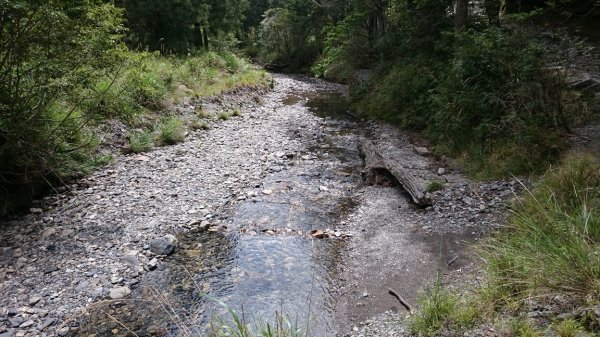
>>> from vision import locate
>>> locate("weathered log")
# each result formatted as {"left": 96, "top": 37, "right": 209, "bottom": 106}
{"left": 361, "top": 140, "right": 432, "bottom": 206}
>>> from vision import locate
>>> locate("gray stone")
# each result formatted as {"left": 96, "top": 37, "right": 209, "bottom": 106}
{"left": 414, "top": 146, "right": 430, "bottom": 156}
{"left": 119, "top": 255, "right": 140, "bottom": 269}
{"left": 149, "top": 235, "right": 177, "bottom": 255}
{"left": 109, "top": 286, "right": 131, "bottom": 299}
{"left": 0, "top": 247, "right": 12, "bottom": 261}
{"left": 0, "top": 332, "right": 14, "bottom": 337}
{"left": 437, "top": 167, "right": 446, "bottom": 175}
{"left": 75, "top": 281, "right": 90, "bottom": 292}
{"left": 37, "top": 318, "right": 55, "bottom": 331}
{"left": 147, "top": 258, "right": 158, "bottom": 270}
{"left": 28, "top": 296, "right": 42, "bottom": 306}
{"left": 8, "top": 317, "right": 23, "bottom": 328}
{"left": 19, "top": 320, "right": 34, "bottom": 328}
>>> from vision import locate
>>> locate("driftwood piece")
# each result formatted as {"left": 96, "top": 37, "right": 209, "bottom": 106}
{"left": 361, "top": 140, "right": 431, "bottom": 206}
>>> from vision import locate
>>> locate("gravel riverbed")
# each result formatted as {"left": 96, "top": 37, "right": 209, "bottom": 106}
{"left": 0, "top": 74, "right": 519, "bottom": 337}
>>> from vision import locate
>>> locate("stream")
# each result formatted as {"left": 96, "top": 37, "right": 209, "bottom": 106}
{"left": 76, "top": 76, "right": 366, "bottom": 336}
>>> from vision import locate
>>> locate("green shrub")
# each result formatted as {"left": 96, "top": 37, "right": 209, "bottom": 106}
{"left": 199, "top": 121, "right": 210, "bottom": 130}
{"left": 155, "top": 117, "right": 186, "bottom": 145}
{"left": 231, "top": 109, "right": 241, "bottom": 117}
{"left": 128, "top": 130, "right": 153, "bottom": 153}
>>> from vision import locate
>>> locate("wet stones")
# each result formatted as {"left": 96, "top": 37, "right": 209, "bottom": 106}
{"left": 149, "top": 235, "right": 178, "bottom": 256}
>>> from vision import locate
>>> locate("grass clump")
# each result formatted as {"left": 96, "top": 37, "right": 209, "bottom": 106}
{"left": 484, "top": 152, "right": 600, "bottom": 301}
{"left": 217, "top": 111, "right": 231, "bottom": 120}
{"left": 410, "top": 280, "right": 458, "bottom": 336}
{"left": 510, "top": 319, "right": 544, "bottom": 337}
{"left": 155, "top": 117, "right": 186, "bottom": 145}
{"left": 231, "top": 108, "right": 241, "bottom": 117}
{"left": 426, "top": 180, "right": 445, "bottom": 193}
{"left": 554, "top": 319, "right": 584, "bottom": 337}
{"left": 128, "top": 130, "right": 153, "bottom": 153}
{"left": 196, "top": 108, "right": 211, "bottom": 118}
{"left": 208, "top": 304, "right": 306, "bottom": 337}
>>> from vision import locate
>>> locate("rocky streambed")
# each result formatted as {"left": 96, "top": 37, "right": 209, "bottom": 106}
{"left": 0, "top": 75, "right": 518, "bottom": 337}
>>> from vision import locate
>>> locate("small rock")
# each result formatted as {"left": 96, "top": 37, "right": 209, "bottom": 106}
{"left": 414, "top": 146, "right": 430, "bottom": 156}
{"left": 319, "top": 186, "right": 329, "bottom": 192}
{"left": 0, "top": 331, "right": 14, "bottom": 337}
{"left": 109, "top": 286, "right": 131, "bottom": 299}
{"left": 310, "top": 229, "right": 327, "bottom": 239}
{"left": 8, "top": 317, "right": 23, "bottom": 328}
{"left": 28, "top": 296, "right": 42, "bottom": 306}
{"left": 19, "top": 320, "right": 34, "bottom": 328}
{"left": 261, "top": 189, "right": 272, "bottom": 195}
{"left": 147, "top": 258, "right": 158, "bottom": 270}
{"left": 41, "top": 228, "right": 56, "bottom": 239}
{"left": 37, "top": 318, "right": 55, "bottom": 331}
{"left": 119, "top": 255, "right": 140, "bottom": 270}
{"left": 149, "top": 235, "right": 178, "bottom": 255}
{"left": 437, "top": 167, "right": 446, "bottom": 175}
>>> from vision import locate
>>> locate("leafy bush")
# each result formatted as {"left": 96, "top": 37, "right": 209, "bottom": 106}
{"left": 155, "top": 117, "right": 186, "bottom": 145}
{"left": 426, "top": 180, "right": 445, "bottom": 193}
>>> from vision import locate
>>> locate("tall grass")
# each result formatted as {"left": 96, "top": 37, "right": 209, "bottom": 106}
{"left": 485, "top": 152, "right": 600, "bottom": 301}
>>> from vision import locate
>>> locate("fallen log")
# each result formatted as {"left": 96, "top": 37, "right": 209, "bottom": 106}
{"left": 361, "top": 140, "right": 432, "bottom": 206}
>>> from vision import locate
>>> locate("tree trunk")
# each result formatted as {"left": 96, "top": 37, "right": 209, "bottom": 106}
{"left": 455, "top": 0, "right": 468, "bottom": 32}
{"left": 361, "top": 140, "right": 432, "bottom": 207}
